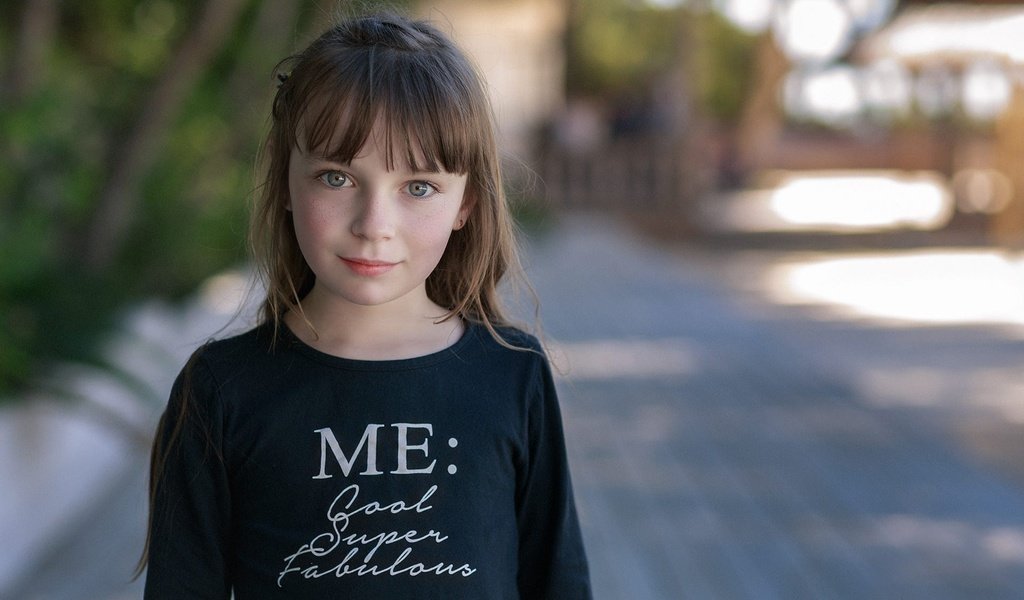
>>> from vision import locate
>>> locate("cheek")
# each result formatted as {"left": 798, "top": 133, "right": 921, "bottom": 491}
{"left": 402, "top": 214, "right": 456, "bottom": 271}
{"left": 290, "top": 193, "right": 340, "bottom": 254}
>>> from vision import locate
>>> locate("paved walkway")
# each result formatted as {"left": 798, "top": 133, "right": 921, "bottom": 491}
{"left": 6, "top": 214, "right": 1024, "bottom": 598}
{"left": 531, "top": 217, "right": 1024, "bottom": 599}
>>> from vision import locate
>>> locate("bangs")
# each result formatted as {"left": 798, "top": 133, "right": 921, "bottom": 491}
{"left": 289, "top": 45, "right": 479, "bottom": 174}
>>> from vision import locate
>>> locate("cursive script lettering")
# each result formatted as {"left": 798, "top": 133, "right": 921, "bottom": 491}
{"left": 278, "top": 484, "right": 475, "bottom": 587}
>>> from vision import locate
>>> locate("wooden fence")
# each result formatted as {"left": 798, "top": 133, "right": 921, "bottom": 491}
{"left": 535, "top": 142, "right": 702, "bottom": 215}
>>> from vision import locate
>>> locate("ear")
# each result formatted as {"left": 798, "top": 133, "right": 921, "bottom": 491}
{"left": 453, "top": 191, "right": 476, "bottom": 230}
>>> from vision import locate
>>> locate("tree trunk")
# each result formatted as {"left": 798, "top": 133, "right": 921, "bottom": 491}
{"left": 7, "top": 0, "right": 59, "bottom": 103}
{"left": 734, "top": 34, "right": 789, "bottom": 174}
{"left": 80, "top": 0, "right": 250, "bottom": 271}
{"left": 221, "top": 0, "right": 304, "bottom": 155}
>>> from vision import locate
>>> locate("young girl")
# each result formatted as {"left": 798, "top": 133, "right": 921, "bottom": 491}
{"left": 141, "top": 11, "right": 591, "bottom": 600}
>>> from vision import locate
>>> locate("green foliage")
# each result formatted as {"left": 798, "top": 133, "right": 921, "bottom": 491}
{"left": 566, "top": 0, "right": 684, "bottom": 96}
{"left": 0, "top": 77, "right": 113, "bottom": 392}
{"left": 690, "top": 9, "right": 758, "bottom": 122}
{"left": 563, "top": 1, "right": 758, "bottom": 125}
{"left": 0, "top": 0, "right": 289, "bottom": 395}
{"left": 564, "top": 1, "right": 759, "bottom": 127}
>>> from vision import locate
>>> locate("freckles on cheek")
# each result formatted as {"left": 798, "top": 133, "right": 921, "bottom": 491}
{"left": 292, "top": 190, "right": 335, "bottom": 227}
{"left": 306, "top": 200, "right": 335, "bottom": 224}
{"left": 290, "top": 198, "right": 335, "bottom": 250}
{"left": 414, "top": 209, "right": 458, "bottom": 245}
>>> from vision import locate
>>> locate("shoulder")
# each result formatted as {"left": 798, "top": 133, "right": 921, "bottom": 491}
{"left": 493, "top": 324, "right": 543, "bottom": 352}
{"left": 177, "top": 323, "right": 281, "bottom": 389}
{"left": 464, "top": 322, "right": 554, "bottom": 391}
{"left": 191, "top": 322, "right": 277, "bottom": 365}
{"left": 164, "top": 324, "right": 291, "bottom": 422}
{"left": 468, "top": 322, "right": 546, "bottom": 360}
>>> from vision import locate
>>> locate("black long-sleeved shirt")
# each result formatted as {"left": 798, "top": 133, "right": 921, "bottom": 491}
{"left": 144, "top": 322, "right": 591, "bottom": 599}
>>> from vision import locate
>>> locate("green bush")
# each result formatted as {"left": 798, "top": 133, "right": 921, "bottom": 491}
{"left": 0, "top": 0, "right": 308, "bottom": 396}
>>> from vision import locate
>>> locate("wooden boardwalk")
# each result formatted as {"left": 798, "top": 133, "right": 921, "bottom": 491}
{"left": 8, "top": 214, "right": 1024, "bottom": 599}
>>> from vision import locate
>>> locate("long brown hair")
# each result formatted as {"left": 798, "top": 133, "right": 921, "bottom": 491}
{"left": 251, "top": 11, "right": 527, "bottom": 343}
{"left": 138, "top": 11, "right": 531, "bottom": 576}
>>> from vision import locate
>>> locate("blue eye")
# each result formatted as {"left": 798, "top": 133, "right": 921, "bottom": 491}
{"left": 319, "top": 171, "right": 350, "bottom": 188}
{"left": 407, "top": 181, "right": 437, "bottom": 198}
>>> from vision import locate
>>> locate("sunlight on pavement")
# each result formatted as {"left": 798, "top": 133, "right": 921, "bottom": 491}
{"left": 858, "top": 365, "right": 1024, "bottom": 423}
{"left": 550, "top": 338, "right": 700, "bottom": 380}
{"left": 764, "top": 250, "right": 1024, "bottom": 327}
{"left": 862, "top": 515, "right": 1024, "bottom": 565}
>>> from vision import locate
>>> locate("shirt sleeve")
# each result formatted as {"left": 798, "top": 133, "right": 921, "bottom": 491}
{"left": 144, "top": 354, "right": 233, "bottom": 600}
{"left": 516, "top": 353, "right": 593, "bottom": 599}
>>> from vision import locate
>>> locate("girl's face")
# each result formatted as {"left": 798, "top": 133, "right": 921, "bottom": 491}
{"left": 287, "top": 125, "right": 472, "bottom": 314}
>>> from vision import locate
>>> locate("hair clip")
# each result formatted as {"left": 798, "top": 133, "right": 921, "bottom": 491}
{"left": 276, "top": 72, "right": 290, "bottom": 88}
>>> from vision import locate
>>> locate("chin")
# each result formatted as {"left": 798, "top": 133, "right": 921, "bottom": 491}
{"left": 336, "top": 286, "right": 419, "bottom": 308}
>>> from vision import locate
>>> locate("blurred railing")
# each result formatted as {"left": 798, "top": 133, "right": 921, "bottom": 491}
{"left": 743, "top": 129, "right": 1000, "bottom": 176}
{"left": 537, "top": 142, "right": 700, "bottom": 215}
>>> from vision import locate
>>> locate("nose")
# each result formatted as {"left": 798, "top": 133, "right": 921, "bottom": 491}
{"left": 350, "top": 189, "right": 395, "bottom": 241}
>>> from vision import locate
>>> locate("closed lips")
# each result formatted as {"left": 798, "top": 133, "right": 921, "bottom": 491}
{"left": 341, "top": 258, "right": 396, "bottom": 266}
{"left": 340, "top": 257, "right": 398, "bottom": 276}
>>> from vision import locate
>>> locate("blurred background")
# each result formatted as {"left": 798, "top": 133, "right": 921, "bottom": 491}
{"left": 3, "top": 0, "right": 1024, "bottom": 597}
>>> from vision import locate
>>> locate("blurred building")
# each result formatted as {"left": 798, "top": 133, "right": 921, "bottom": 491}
{"left": 708, "top": 0, "right": 1024, "bottom": 242}
{"left": 417, "top": 0, "right": 567, "bottom": 159}
{"left": 858, "top": 1, "right": 1024, "bottom": 244}
{"left": 419, "top": 0, "right": 1024, "bottom": 243}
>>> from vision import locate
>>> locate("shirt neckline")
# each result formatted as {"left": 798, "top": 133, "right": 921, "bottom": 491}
{"left": 277, "top": 319, "right": 479, "bottom": 371}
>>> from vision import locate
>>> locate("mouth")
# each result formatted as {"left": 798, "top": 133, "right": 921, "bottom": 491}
{"left": 340, "top": 257, "right": 398, "bottom": 276}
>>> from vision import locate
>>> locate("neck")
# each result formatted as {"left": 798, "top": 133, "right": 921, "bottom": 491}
{"left": 283, "top": 285, "right": 463, "bottom": 360}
